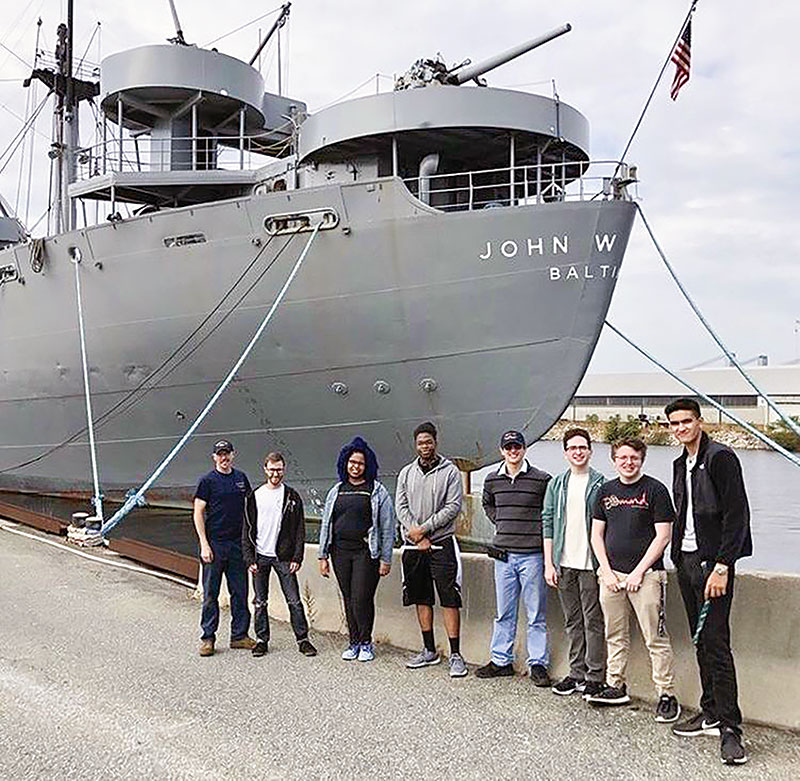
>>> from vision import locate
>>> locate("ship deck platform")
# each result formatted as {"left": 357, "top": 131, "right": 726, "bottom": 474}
{"left": 2, "top": 519, "right": 799, "bottom": 780}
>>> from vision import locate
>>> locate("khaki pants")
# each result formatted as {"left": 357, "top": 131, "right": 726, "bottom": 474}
{"left": 599, "top": 569, "right": 676, "bottom": 696}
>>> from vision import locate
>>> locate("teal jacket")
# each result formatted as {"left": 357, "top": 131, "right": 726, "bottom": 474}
{"left": 542, "top": 467, "right": 605, "bottom": 571}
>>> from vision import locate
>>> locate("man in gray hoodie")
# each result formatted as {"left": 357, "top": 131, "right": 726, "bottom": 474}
{"left": 396, "top": 421, "right": 466, "bottom": 677}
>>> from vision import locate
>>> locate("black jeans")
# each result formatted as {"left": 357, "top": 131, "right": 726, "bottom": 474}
{"left": 676, "top": 551, "right": 742, "bottom": 732}
{"left": 331, "top": 545, "right": 380, "bottom": 645}
{"left": 253, "top": 555, "right": 309, "bottom": 643}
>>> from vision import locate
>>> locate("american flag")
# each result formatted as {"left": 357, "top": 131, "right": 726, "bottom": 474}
{"left": 670, "top": 20, "right": 692, "bottom": 100}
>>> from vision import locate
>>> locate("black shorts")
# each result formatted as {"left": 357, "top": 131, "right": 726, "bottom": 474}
{"left": 401, "top": 536, "right": 462, "bottom": 608}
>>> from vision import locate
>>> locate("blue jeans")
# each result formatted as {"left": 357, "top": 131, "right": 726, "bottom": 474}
{"left": 490, "top": 552, "right": 548, "bottom": 667}
{"left": 201, "top": 539, "right": 251, "bottom": 641}
{"left": 253, "top": 555, "right": 309, "bottom": 643}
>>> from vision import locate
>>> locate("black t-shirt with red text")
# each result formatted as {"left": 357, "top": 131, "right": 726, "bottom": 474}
{"left": 593, "top": 475, "right": 675, "bottom": 574}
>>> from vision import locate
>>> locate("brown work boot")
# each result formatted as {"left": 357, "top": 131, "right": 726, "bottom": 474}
{"left": 199, "top": 638, "right": 215, "bottom": 657}
{"left": 229, "top": 636, "right": 256, "bottom": 650}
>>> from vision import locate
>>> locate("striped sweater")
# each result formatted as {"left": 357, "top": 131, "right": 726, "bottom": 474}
{"left": 482, "top": 461, "right": 552, "bottom": 553}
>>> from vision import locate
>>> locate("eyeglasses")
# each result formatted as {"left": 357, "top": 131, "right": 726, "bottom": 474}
{"left": 566, "top": 445, "right": 590, "bottom": 452}
{"left": 614, "top": 455, "right": 642, "bottom": 463}
{"left": 265, "top": 467, "right": 284, "bottom": 474}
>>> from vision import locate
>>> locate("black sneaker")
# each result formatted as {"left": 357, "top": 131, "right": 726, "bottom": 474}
{"left": 672, "top": 712, "right": 721, "bottom": 737}
{"left": 298, "top": 639, "right": 318, "bottom": 657}
{"left": 720, "top": 727, "right": 748, "bottom": 765}
{"left": 551, "top": 676, "right": 584, "bottom": 696}
{"left": 655, "top": 694, "right": 681, "bottom": 723}
{"left": 251, "top": 640, "right": 268, "bottom": 657}
{"left": 529, "top": 664, "right": 551, "bottom": 688}
{"left": 586, "top": 684, "right": 631, "bottom": 706}
{"left": 581, "top": 681, "right": 605, "bottom": 700}
{"left": 475, "top": 661, "right": 514, "bottom": 679}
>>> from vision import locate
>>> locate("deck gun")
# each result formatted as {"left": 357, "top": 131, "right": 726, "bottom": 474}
{"left": 395, "top": 24, "right": 572, "bottom": 90}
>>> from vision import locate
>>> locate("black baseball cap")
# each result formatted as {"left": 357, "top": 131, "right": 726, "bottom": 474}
{"left": 213, "top": 439, "right": 235, "bottom": 454}
{"left": 500, "top": 430, "right": 526, "bottom": 449}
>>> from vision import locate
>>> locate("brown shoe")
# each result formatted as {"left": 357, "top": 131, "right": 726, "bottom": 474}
{"left": 199, "top": 638, "right": 215, "bottom": 657}
{"left": 230, "top": 636, "right": 256, "bottom": 650}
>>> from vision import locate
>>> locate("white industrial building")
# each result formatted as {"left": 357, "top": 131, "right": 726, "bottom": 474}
{"left": 567, "top": 365, "right": 800, "bottom": 426}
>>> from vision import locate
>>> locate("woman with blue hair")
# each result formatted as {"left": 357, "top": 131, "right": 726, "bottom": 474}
{"left": 318, "top": 436, "right": 396, "bottom": 662}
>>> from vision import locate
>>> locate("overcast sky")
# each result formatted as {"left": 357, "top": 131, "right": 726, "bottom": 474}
{"left": 2, "top": 0, "right": 799, "bottom": 375}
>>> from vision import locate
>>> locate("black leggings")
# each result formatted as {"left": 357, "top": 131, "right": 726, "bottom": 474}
{"left": 331, "top": 545, "right": 380, "bottom": 645}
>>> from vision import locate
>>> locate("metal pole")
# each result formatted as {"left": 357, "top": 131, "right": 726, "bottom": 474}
{"left": 117, "top": 97, "right": 123, "bottom": 170}
{"left": 509, "top": 132, "right": 515, "bottom": 206}
{"left": 392, "top": 135, "right": 398, "bottom": 177}
{"left": 239, "top": 108, "right": 245, "bottom": 169}
{"left": 277, "top": 27, "right": 282, "bottom": 96}
{"left": 191, "top": 103, "right": 197, "bottom": 171}
{"left": 71, "top": 250, "right": 104, "bottom": 520}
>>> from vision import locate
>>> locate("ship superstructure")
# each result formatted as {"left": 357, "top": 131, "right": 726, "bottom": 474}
{"left": 0, "top": 12, "right": 636, "bottom": 511}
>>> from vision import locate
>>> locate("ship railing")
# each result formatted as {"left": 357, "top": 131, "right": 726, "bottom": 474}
{"left": 401, "top": 160, "right": 637, "bottom": 211}
{"left": 75, "top": 134, "right": 283, "bottom": 181}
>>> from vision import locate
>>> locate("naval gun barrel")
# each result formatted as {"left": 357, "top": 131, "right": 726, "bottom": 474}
{"left": 450, "top": 23, "right": 572, "bottom": 85}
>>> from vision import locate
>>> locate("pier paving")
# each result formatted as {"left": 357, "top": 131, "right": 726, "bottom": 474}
{"left": 1, "top": 521, "right": 798, "bottom": 781}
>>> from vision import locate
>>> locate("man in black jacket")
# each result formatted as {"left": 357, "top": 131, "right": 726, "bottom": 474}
{"left": 242, "top": 451, "right": 317, "bottom": 657}
{"left": 665, "top": 399, "right": 752, "bottom": 765}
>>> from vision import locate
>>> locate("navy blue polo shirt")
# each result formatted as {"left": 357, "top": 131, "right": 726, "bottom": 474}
{"left": 195, "top": 468, "right": 252, "bottom": 542}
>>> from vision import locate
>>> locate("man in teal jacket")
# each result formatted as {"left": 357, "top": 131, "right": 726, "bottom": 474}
{"left": 543, "top": 427, "right": 606, "bottom": 698}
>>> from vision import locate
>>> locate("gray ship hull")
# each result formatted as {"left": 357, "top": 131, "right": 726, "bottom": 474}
{"left": 0, "top": 178, "right": 634, "bottom": 510}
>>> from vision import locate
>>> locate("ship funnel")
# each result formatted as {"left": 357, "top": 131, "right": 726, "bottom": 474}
{"left": 449, "top": 24, "right": 572, "bottom": 85}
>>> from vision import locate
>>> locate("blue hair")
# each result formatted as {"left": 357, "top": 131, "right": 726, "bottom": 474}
{"left": 336, "top": 436, "right": 379, "bottom": 484}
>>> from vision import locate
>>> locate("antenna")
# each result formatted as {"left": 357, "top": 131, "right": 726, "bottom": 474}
{"left": 167, "top": 0, "right": 187, "bottom": 45}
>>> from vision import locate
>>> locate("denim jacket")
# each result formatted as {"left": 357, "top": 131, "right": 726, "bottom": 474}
{"left": 318, "top": 480, "right": 396, "bottom": 564}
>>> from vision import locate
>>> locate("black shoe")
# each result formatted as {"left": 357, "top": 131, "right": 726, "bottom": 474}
{"left": 720, "top": 727, "right": 748, "bottom": 765}
{"left": 475, "top": 661, "right": 514, "bottom": 679}
{"left": 551, "top": 676, "right": 584, "bottom": 696}
{"left": 672, "top": 712, "right": 721, "bottom": 737}
{"left": 529, "top": 664, "right": 551, "bottom": 687}
{"left": 655, "top": 694, "right": 681, "bottom": 723}
{"left": 251, "top": 641, "right": 268, "bottom": 657}
{"left": 298, "top": 639, "right": 318, "bottom": 657}
{"left": 581, "top": 680, "right": 605, "bottom": 700}
{"left": 586, "top": 684, "right": 631, "bottom": 706}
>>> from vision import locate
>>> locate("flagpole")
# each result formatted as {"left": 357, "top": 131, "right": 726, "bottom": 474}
{"left": 615, "top": 0, "right": 699, "bottom": 173}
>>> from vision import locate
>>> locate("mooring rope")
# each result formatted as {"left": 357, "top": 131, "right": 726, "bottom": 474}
{"left": 636, "top": 203, "right": 800, "bottom": 439}
{"left": 605, "top": 321, "right": 800, "bottom": 469}
{"left": 100, "top": 223, "right": 321, "bottom": 537}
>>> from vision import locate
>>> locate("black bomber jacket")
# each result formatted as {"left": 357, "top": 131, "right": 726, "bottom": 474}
{"left": 671, "top": 432, "right": 753, "bottom": 566}
{"left": 242, "top": 484, "right": 305, "bottom": 566}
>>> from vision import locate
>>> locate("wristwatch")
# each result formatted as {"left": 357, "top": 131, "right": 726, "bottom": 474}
{"left": 713, "top": 563, "right": 729, "bottom": 576}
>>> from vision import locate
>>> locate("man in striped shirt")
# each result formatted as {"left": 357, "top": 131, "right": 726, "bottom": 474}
{"left": 476, "top": 430, "right": 552, "bottom": 685}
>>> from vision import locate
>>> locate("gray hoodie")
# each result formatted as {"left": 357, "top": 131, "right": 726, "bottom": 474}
{"left": 395, "top": 456, "right": 463, "bottom": 544}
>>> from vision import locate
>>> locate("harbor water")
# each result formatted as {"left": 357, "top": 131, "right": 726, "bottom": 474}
{"left": 473, "top": 440, "right": 800, "bottom": 576}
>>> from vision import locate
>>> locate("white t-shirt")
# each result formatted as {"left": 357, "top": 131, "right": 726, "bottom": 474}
{"left": 681, "top": 453, "right": 698, "bottom": 552}
{"left": 560, "top": 471, "right": 593, "bottom": 570}
{"left": 255, "top": 483, "right": 285, "bottom": 557}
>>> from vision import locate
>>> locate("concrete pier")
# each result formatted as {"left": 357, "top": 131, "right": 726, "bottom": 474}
{"left": 2, "top": 519, "right": 799, "bottom": 779}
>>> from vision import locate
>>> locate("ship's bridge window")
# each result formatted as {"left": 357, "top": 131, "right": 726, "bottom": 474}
{"left": 163, "top": 233, "right": 207, "bottom": 248}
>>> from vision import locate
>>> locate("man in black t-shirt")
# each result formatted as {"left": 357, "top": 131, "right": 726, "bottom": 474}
{"left": 193, "top": 439, "right": 254, "bottom": 657}
{"left": 587, "top": 437, "right": 681, "bottom": 725}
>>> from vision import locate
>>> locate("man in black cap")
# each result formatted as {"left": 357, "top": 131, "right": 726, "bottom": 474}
{"left": 193, "top": 439, "right": 255, "bottom": 656}
{"left": 476, "top": 430, "right": 552, "bottom": 685}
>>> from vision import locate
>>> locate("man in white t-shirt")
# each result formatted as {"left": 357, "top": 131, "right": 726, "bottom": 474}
{"left": 242, "top": 452, "right": 317, "bottom": 657}
{"left": 543, "top": 428, "right": 606, "bottom": 698}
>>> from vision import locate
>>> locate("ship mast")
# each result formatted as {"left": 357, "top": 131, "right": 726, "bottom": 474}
{"left": 24, "top": 0, "right": 99, "bottom": 234}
